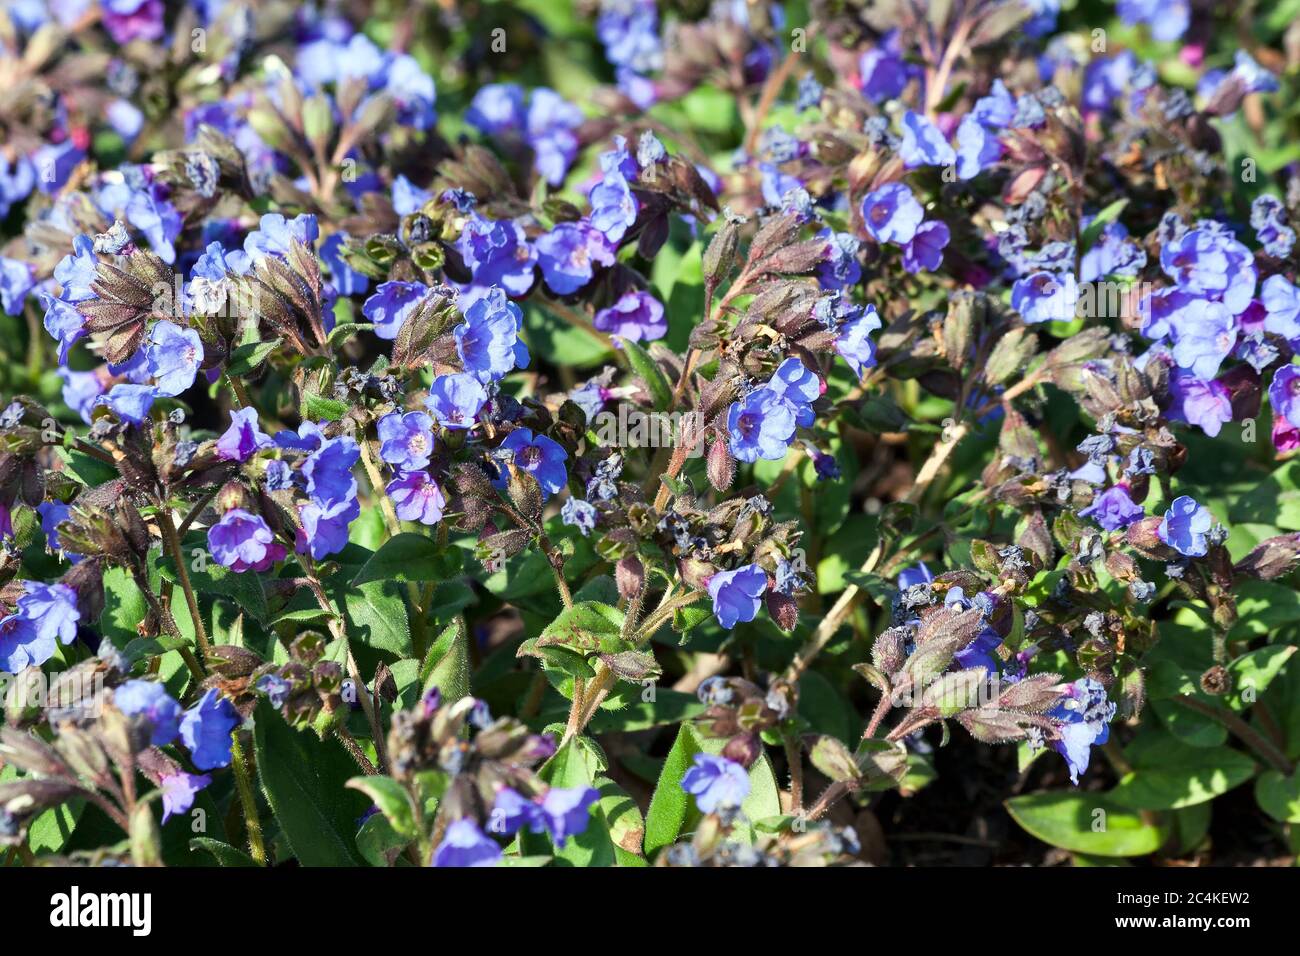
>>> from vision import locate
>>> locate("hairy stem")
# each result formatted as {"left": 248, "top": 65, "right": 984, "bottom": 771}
{"left": 230, "top": 734, "right": 267, "bottom": 865}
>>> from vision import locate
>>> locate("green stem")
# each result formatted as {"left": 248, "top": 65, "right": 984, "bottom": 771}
{"left": 230, "top": 735, "right": 267, "bottom": 865}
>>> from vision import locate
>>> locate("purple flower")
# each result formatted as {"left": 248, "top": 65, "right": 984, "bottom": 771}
{"left": 457, "top": 287, "right": 528, "bottom": 381}
{"left": 589, "top": 140, "right": 639, "bottom": 242}
{"left": 899, "top": 111, "right": 956, "bottom": 168}
{"left": 97, "top": 384, "right": 157, "bottom": 426}
{"left": 536, "top": 220, "right": 616, "bottom": 295}
{"left": 215, "top": 407, "right": 274, "bottom": 462}
{"left": 1079, "top": 484, "right": 1144, "bottom": 531}
{"left": 1269, "top": 364, "right": 1300, "bottom": 430}
{"left": 425, "top": 373, "right": 488, "bottom": 430}
{"left": 0, "top": 152, "right": 34, "bottom": 218}
{"left": 1252, "top": 196, "right": 1295, "bottom": 260}
{"left": 499, "top": 428, "right": 569, "bottom": 499}
{"left": 0, "top": 257, "right": 36, "bottom": 316}
{"left": 180, "top": 689, "right": 241, "bottom": 771}
{"left": 1158, "top": 495, "right": 1213, "bottom": 557}
{"left": 362, "top": 281, "right": 431, "bottom": 340}
{"left": 727, "top": 387, "right": 796, "bottom": 462}
{"left": 101, "top": 0, "right": 164, "bottom": 44}
{"left": 681, "top": 753, "right": 750, "bottom": 812}
{"left": 32, "top": 141, "right": 84, "bottom": 196}
{"left": 858, "top": 36, "right": 910, "bottom": 101}
{"left": 0, "top": 612, "right": 48, "bottom": 673}
{"left": 455, "top": 214, "right": 537, "bottom": 298}
{"left": 707, "top": 564, "right": 768, "bottom": 630}
{"left": 835, "top": 303, "right": 883, "bottom": 379}
{"left": 561, "top": 497, "right": 598, "bottom": 536}
{"left": 386, "top": 471, "right": 447, "bottom": 525}
{"left": 432, "top": 818, "right": 502, "bottom": 867}
{"left": 15, "top": 581, "right": 80, "bottom": 648}
{"left": 1011, "top": 272, "right": 1078, "bottom": 324}
{"left": 377, "top": 411, "right": 435, "bottom": 471}
{"left": 1048, "top": 677, "right": 1115, "bottom": 785}
{"left": 1022, "top": 0, "right": 1060, "bottom": 38}
{"left": 860, "top": 183, "right": 923, "bottom": 246}
{"left": 902, "top": 221, "right": 950, "bottom": 274}
{"left": 303, "top": 437, "right": 359, "bottom": 510}
{"left": 160, "top": 772, "right": 211, "bottom": 823}
{"left": 1160, "top": 227, "right": 1256, "bottom": 316}
{"left": 1167, "top": 370, "right": 1233, "bottom": 437}
{"left": 146, "top": 320, "right": 204, "bottom": 396}
{"left": 208, "top": 509, "right": 286, "bottom": 573}
{"left": 114, "top": 680, "right": 182, "bottom": 747}
{"left": 593, "top": 290, "right": 667, "bottom": 342}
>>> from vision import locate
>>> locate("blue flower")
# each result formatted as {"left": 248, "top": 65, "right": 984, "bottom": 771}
{"left": 681, "top": 753, "right": 751, "bottom": 812}
{"left": 1251, "top": 196, "right": 1295, "bottom": 260}
{"left": 1166, "top": 298, "right": 1236, "bottom": 380}
{"left": 243, "top": 213, "right": 319, "bottom": 262}
{"left": 899, "top": 111, "right": 956, "bottom": 168}
{"left": 0, "top": 152, "right": 34, "bottom": 218}
{"left": 1158, "top": 495, "right": 1214, "bottom": 557}
{"left": 37, "top": 502, "right": 80, "bottom": 561}
{"left": 432, "top": 818, "right": 502, "bottom": 867}
{"left": 362, "top": 281, "right": 431, "bottom": 340}
{"left": 303, "top": 436, "right": 359, "bottom": 510}
{"left": 146, "top": 320, "right": 204, "bottom": 396}
{"left": 834, "top": 303, "right": 883, "bottom": 379}
{"left": 1079, "top": 484, "right": 1144, "bottom": 531}
{"left": 1117, "top": 0, "right": 1189, "bottom": 41}
{"left": 180, "top": 689, "right": 241, "bottom": 771}
{"left": 589, "top": 140, "right": 639, "bottom": 242}
{"left": 561, "top": 497, "right": 598, "bottom": 536}
{"left": 1270, "top": 365, "right": 1300, "bottom": 430}
{"left": 499, "top": 428, "right": 569, "bottom": 499}
{"left": 858, "top": 36, "right": 911, "bottom": 101}
{"left": 425, "top": 373, "right": 487, "bottom": 430}
{"left": 860, "top": 183, "right": 923, "bottom": 246}
{"left": 1159, "top": 227, "right": 1256, "bottom": 316}
{"left": 296, "top": 498, "right": 360, "bottom": 560}
{"left": 593, "top": 289, "right": 666, "bottom": 342}
{"left": 386, "top": 472, "right": 447, "bottom": 525}
{"left": 382, "top": 54, "right": 437, "bottom": 130}
{"left": 727, "top": 387, "right": 797, "bottom": 462}
{"left": 1261, "top": 275, "right": 1300, "bottom": 342}
{"left": 0, "top": 257, "right": 36, "bottom": 316}
{"left": 466, "top": 83, "right": 527, "bottom": 137}
{"left": 454, "top": 214, "right": 537, "bottom": 298}
{"left": 1048, "top": 677, "right": 1116, "bottom": 785}
{"left": 955, "top": 114, "right": 1002, "bottom": 180}
{"left": 766, "top": 358, "right": 820, "bottom": 428}
{"left": 526, "top": 88, "right": 584, "bottom": 185}
{"left": 0, "top": 612, "right": 47, "bottom": 673}
{"left": 534, "top": 786, "right": 600, "bottom": 846}
{"left": 457, "top": 287, "right": 528, "bottom": 381}
{"left": 96, "top": 383, "right": 158, "bottom": 426}
{"left": 1022, "top": 0, "right": 1060, "bottom": 38}
{"left": 320, "top": 233, "right": 369, "bottom": 297}
{"left": 215, "top": 407, "right": 274, "bottom": 462}
{"left": 817, "top": 230, "right": 861, "bottom": 290}
{"left": 114, "top": 680, "right": 183, "bottom": 747}
{"left": 1011, "top": 272, "right": 1077, "bottom": 324}
{"left": 377, "top": 411, "right": 435, "bottom": 471}
{"left": 897, "top": 562, "right": 934, "bottom": 590}
{"left": 536, "top": 220, "right": 616, "bottom": 295}
{"left": 902, "top": 221, "right": 950, "bottom": 274}
{"left": 707, "top": 564, "right": 769, "bottom": 629}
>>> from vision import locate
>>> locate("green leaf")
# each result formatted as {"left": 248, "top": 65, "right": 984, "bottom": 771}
{"left": 1108, "top": 732, "right": 1257, "bottom": 810}
{"left": 644, "top": 722, "right": 707, "bottom": 857}
{"left": 620, "top": 337, "right": 673, "bottom": 411}
{"left": 302, "top": 391, "right": 350, "bottom": 422}
{"left": 355, "top": 813, "right": 409, "bottom": 867}
{"left": 536, "top": 601, "right": 626, "bottom": 654}
{"left": 226, "top": 338, "right": 282, "bottom": 377}
{"left": 1005, "top": 791, "right": 1172, "bottom": 857}
{"left": 189, "top": 837, "right": 260, "bottom": 867}
{"left": 596, "top": 776, "right": 647, "bottom": 866}
{"left": 1226, "top": 645, "right": 1296, "bottom": 710}
{"left": 1255, "top": 769, "right": 1300, "bottom": 823}
{"left": 339, "top": 579, "right": 412, "bottom": 663}
{"left": 252, "top": 701, "right": 369, "bottom": 866}
{"left": 420, "top": 617, "right": 470, "bottom": 703}
{"left": 350, "top": 532, "right": 457, "bottom": 586}
{"left": 346, "top": 775, "right": 417, "bottom": 840}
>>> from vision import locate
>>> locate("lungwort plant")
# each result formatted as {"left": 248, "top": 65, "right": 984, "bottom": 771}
{"left": 1, "top": 0, "right": 1300, "bottom": 868}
